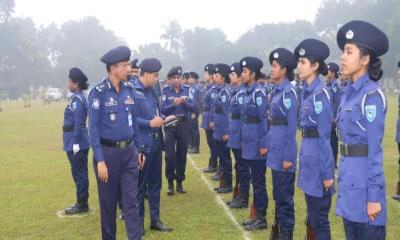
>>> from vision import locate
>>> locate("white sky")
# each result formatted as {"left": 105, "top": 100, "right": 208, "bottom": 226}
{"left": 15, "top": 0, "right": 323, "bottom": 48}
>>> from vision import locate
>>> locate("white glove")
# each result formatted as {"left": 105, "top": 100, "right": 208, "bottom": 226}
{"left": 73, "top": 144, "right": 80, "bottom": 155}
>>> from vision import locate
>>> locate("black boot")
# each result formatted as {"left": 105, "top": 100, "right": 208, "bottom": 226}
{"left": 217, "top": 185, "right": 233, "bottom": 194}
{"left": 167, "top": 181, "right": 174, "bottom": 196}
{"left": 226, "top": 195, "right": 240, "bottom": 205}
{"left": 64, "top": 198, "right": 89, "bottom": 215}
{"left": 176, "top": 182, "right": 187, "bottom": 194}
{"left": 211, "top": 170, "right": 221, "bottom": 181}
{"left": 230, "top": 194, "right": 249, "bottom": 209}
{"left": 150, "top": 220, "right": 173, "bottom": 232}
{"left": 280, "top": 228, "right": 293, "bottom": 240}
{"left": 244, "top": 209, "right": 267, "bottom": 231}
{"left": 203, "top": 166, "right": 218, "bottom": 173}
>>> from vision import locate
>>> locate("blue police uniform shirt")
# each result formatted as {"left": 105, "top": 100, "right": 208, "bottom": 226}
{"left": 160, "top": 84, "right": 196, "bottom": 117}
{"left": 227, "top": 84, "right": 246, "bottom": 150}
{"left": 326, "top": 79, "right": 341, "bottom": 120}
{"left": 133, "top": 79, "right": 165, "bottom": 153}
{"left": 200, "top": 84, "right": 217, "bottom": 129}
{"left": 297, "top": 76, "right": 336, "bottom": 198}
{"left": 241, "top": 82, "right": 268, "bottom": 160}
{"left": 212, "top": 83, "right": 231, "bottom": 141}
{"left": 336, "top": 74, "right": 387, "bottom": 225}
{"left": 88, "top": 78, "right": 141, "bottom": 162}
{"left": 189, "top": 83, "right": 201, "bottom": 114}
{"left": 266, "top": 78, "right": 298, "bottom": 172}
{"left": 63, "top": 91, "right": 90, "bottom": 151}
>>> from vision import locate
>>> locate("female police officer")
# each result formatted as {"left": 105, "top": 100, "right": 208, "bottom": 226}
{"left": 295, "top": 39, "right": 335, "bottom": 240}
{"left": 239, "top": 56, "right": 268, "bottom": 231}
{"left": 266, "top": 48, "right": 298, "bottom": 240}
{"left": 335, "top": 20, "right": 389, "bottom": 240}
{"left": 63, "top": 67, "right": 90, "bottom": 215}
{"left": 212, "top": 63, "right": 233, "bottom": 194}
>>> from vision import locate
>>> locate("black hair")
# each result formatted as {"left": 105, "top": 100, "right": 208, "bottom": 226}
{"left": 307, "top": 57, "right": 328, "bottom": 76}
{"left": 275, "top": 59, "right": 295, "bottom": 81}
{"left": 358, "top": 45, "right": 383, "bottom": 81}
{"left": 106, "top": 63, "right": 112, "bottom": 73}
{"left": 72, "top": 79, "right": 89, "bottom": 90}
{"left": 398, "top": 61, "right": 400, "bottom": 68}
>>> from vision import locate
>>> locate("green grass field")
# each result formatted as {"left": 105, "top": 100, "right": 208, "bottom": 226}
{"left": 0, "top": 97, "right": 399, "bottom": 240}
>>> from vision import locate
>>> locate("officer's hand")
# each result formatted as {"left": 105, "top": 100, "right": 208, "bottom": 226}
{"left": 97, "top": 161, "right": 108, "bottom": 183}
{"left": 222, "top": 134, "right": 229, "bottom": 142}
{"left": 323, "top": 179, "right": 334, "bottom": 191}
{"left": 150, "top": 117, "right": 164, "bottom": 128}
{"left": 138, "top": 153, "right": 146, "bottom": 170}
{"left": 173, "top": 97, "right": 181, "bottom": 106}
{"left": 259, "top": 148, "right": 268, "bottom": 156}
{"left": 367, "top": 202, "right": 381, "bottom": 221}
{"left": 209, "top": 122, "right": 214, "bottom": 129}
{"left": 282, "top": 161, "right": 293, "bottom": 171}
{"left": 73, "top": 144, "right": 80, "bottom": 155}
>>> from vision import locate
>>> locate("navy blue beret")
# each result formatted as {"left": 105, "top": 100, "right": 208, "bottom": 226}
{"left": 327, "top": 62, "right": 340, "bottom": 74}
{"left": 101, "top": 46, "right": 131, "bottom": 65}
{"left": 337, "top": 20, "right": 388, "bottom": 57}
{"left": 167, "top": 66, "right": 183, "bottom": 78}
{"left": 213, "top": 63, "right": 230, "bottom": 77}
{"left": 139, "top": 58, "right": 162, "bottom": 73}
{"left": 131, "top": 58, "right": 140, "bottom": 69}
{"left": 68, "top": 67, "right": 88, "bottom": 83}
{"left": 294, "top": 39, "right": 330, "bottom": 61}
{"left": 230, "top": 62, "right": 242, "bottom": 76}
{"left": 269, "top": 48, "right": 297, "bottom": 70}
{"left": 204, "top": 64, "right": 215, "bottom": 74}
{"left": 240, "top": 56, "right": 263, "bottom": 72}
{"left": 183, "top": 72, "right": 190, "bottom": 79}
{"left": 189, "top": 71, "right": 199, "bottom": 80}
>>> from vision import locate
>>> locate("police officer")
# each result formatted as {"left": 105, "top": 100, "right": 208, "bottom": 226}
{"left": 212, "top": 63, "right": 233, "bottom": 194}
{"left": 325, "top": 62, "right": 341, "bottom": 168}
{"left": 201, "top": 64, "right": 219, "bottom": 173}
{"left": 335, "top": 20, "right": 388, "bottom": 240}
{"left": 394, "top": 61, "right": 400, "bottom": 202}
{"left": 134, "top": 58, "right": 173, "bottom": 235}
{"left": 226, "top": 62, "right": 249, "bottom": 208}
{"left": 130, "top": 58, "right": 140, "bottom": 80}
{"left": 239, "top": 56, "right": 268, "bottom": 231}
{"left": 88, "top": 46, "right": 144, "bottom": 240}
{"left": 182, "top": 72, "right": 190, "bottom": 85}
{"left": 63, "top": 67, "right": 90, "bottom": 215}
{"left": 161, "top": 66, "right": 197, "bottom": 195}
{"left": 266, "top": 48, "right": 298, "bottom": 240}
{"left": 187, "top": 71, "right": 201, "bottom": 154}
{"left": 295, "top": 39, "right": 335, "bottom": 240}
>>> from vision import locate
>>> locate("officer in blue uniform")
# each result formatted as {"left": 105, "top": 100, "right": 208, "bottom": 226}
{"left": 239, "top": 56, "right": 268, "bottom": 231}
{"left": 182, "top": 72, "right": 190, "bottom": 85}
{"left": 394, "top": 61, "right": 400, "bottom": 201}
{"left": 129, "top": 58, "right": 140, "bottom": 80}
{"left": 325, "top": 62, "right": 341, "bottom": 168}
{"left": 226, "top": 62, "right": 249, "bottom": 208}
{"left": 134, "top": 58, "right": 173, "bottom": 235}
{"left": 63, "top": 67, "right": 90, "bottom": 215}
{"left": 88, "top": 46, "right": 144, "bottom": 240}
{"left": 201, "top": 64, "right": 219, "bottom": 173}
{"left": 187, "top": 71, "right": 201, "bottom": 154}
{"left": 295, "top": 39, "right": 335, "bottom": 240}
{"left": 212, "top": 63, "right": 233, "bottom": 194}
{"left": 161, "top": 66, "right": 197, "bottom": 195}
{"left": 266, "top": 48, "right": 298, "bottom": 240}
{"left": 335, "top": 20, "right": 389, "bottom": 240}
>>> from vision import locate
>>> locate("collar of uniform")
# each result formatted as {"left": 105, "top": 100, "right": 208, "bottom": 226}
{"left": 246, "top": 81, "right": 258, "bottom": 93}
{"left": 134, "top": 78, "right": 146, "bottom": 90}
{"left": 215, "top": 83, "right": 225, "bottom": 90}
{"left": 351, "top": 73, "right": 369, "bottom": 92}
{"left": 105, "top": 78, "right": 126, "bottom": 90}
{"left": 276, "top": 78, "right": 290, "bottom": 92}
{"left": 304, "top": 76, "right": 321, "bottom": 94}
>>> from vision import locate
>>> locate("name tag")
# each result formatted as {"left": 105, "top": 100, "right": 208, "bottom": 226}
{"left": 105, "top": 101, "right": 117, "bottom": 107}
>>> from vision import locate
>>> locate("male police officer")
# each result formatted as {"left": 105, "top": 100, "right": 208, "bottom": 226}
{"left": 88, "top": 46, "right": 144, "bottom": 240}
{"left": 188, "top": 71, "right": 202, "bottom": 154}
{"left": 134, "top": 58, "right": 173, "bottom": 235}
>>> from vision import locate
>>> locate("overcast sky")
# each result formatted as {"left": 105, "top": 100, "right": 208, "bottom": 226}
{"left": 15, "top": 0, "right": 323, "bottom": 48}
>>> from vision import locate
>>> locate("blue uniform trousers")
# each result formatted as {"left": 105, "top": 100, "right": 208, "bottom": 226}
{"left": 272, "top": 170, "right": 295, "bottom": 230}
{"left": 343, "top": 218, "right": 386, "bottom": 240}
{"left": 66, "top": 149, "right": 89, "bottom": 201}
{"left": 305, "top": 191, "right": 332, "bottom": 240}
{"left": 215, "top": 139, "right": 232, "bottom": 186}
{"left": 189, "top": 114, "right": 200, "bottom": 149}
{"left": 205, "top": 129, "right": 218, "bottom": 168}
{"left": 244, "top": 158, "right": 268, "bottom": 210}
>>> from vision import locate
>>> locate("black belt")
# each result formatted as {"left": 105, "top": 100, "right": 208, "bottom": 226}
{"left": 231, "top": 114, "right": 240, "bottom": 120}
{"left": 269, "top": 117, "right": 288, "bottom": 126}
{"left": 244, "top": 116, "right": 259, "bottom": 124}
{"left": 301, "top": 128, "right": 319, "bottom": 138}
{"left": 340, "top": 144, "right": 368, "bottom": 157}
{"left": 215, "top": 108, "right": 223, "bottom": 114}
{"left": 100, "top": 138, "right": 132, "bottom": 148}
{"left": 63, "top": 125, "right": 74, "bottom": 132}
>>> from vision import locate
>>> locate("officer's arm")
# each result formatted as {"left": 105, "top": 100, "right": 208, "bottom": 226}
{"left": 131, "top": 104, "right": 142, "bottom": 151}
{"left": 88, "top": 90, "right": 104, "bottom": 162}
{"left": 316, "top": 93, "right": 334, "bottom": 180}
{"left": 365, "top": 93, "right": 385, "bottom": 202}
{"left": 182, "top": 90, "right": 197, "bottom": 112}
{"left": 135, "top": 99, "right": 151, "bottom": 129}
{"left": 221, "top": 91, "right": 230, "bottom": 136}
{"left": 160, "top": 94, "right": 175, "bottom": 116}
{"left": 283, "top": 91, "right": 298, "bottom": 164}
{"left": 256, "top": 92, "right": 268, "bottom": 149}
{"left": 71, "top": 97, "right": 84, "bottom": 144}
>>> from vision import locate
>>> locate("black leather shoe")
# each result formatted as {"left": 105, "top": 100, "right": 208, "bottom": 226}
{"left": 229, "top": 197, "right": 248, "bottom": 209}
{"left": 176, "top": 182, "right": 187, "bottom": 194}
{"left": 150, "top": 220, "right": 173, "bottom": 232}
{"left": 64, "top": 202, "right": 89, "bottom": 215}
{"left": 203, "top": 166, "right": 218, "bottom": 173}
{"left": 167, "top": 182, "right": 174, "bottom": 196}
{"left": 226, "top": 196, "right": 240, "bottom": 205}
{"left": 244, "top": 217, "right": 267, "bottom": 231}
{"left": 242, "top": 218, "right": 257, "bottom": 226}
{"left": 217, "top": 185, "right": 233, "bottom": 194}
{"left": 211, "top": 172, "right": 221, "bottom": 181}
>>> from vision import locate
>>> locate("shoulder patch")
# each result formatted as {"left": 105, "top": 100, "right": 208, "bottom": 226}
{"left": 95, "top": 83, "right": 106, "bottom": 93}
{"left": 365, "top": 105, "right": 376, "bottom": 122}
{"left": 256, "top": 96, "right": 263, "bottom": 106}
{"left": 283, "top": 98, "right": 291, "bottom": 109}
{"left": 314, "top": 101, "right": 323, "bottom": 114}
{"left": 92, "top": 99, "right": 100, "bottom": 109}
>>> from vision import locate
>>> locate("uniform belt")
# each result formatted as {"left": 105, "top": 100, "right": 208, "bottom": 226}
{"left": 215, "top": 108, "right": 223, "bottom": 114}
{"left": 301, "top": 128, "right": 319, "bottom": 138}
{"left": 269, "top": 117, "right": 288, "bottom": 125}
{"left": 244, "top": 116, "right": 259, "bottom": 124}
{"left": 151, "top": 132, "right": 161, "bottom": 139}
{"left": 100, "top": 138, "right": 132, "bottom": 148}
{"left": 340, "top": 143, "right": 368, "bottom": 157}
{"left": 63, "top": 125, "right": 74, "bottom": 132}
{"left": 230, "top": 113, "right": 240, "bottom": 120}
